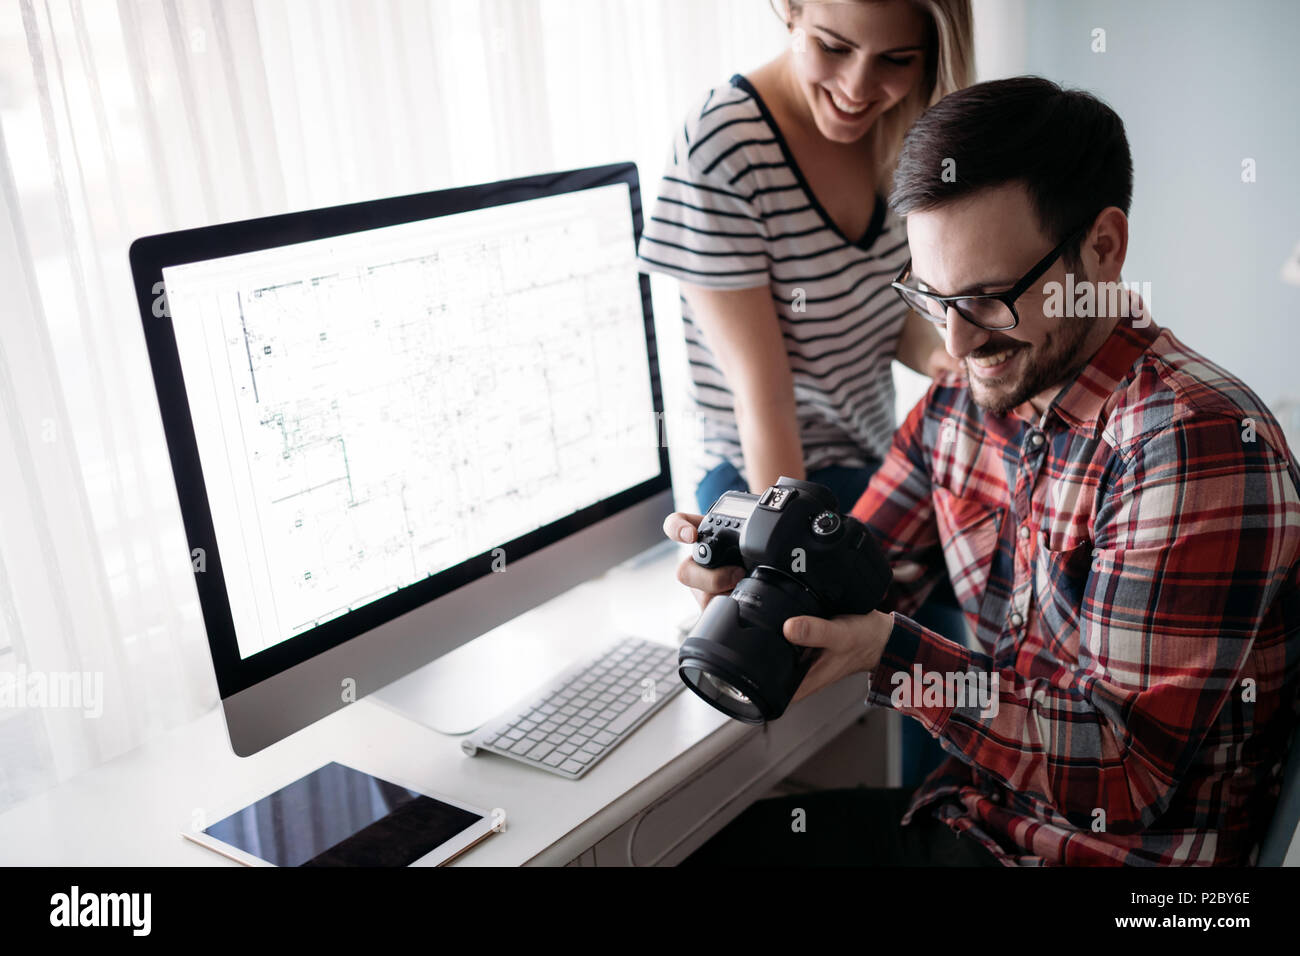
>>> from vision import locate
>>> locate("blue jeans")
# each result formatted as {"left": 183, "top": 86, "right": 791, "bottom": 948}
{"left": 694, "top": 459, "right": 963, "bottom": 787}
{"left": 694, "top": 460, "right": 879, "bottom": 515}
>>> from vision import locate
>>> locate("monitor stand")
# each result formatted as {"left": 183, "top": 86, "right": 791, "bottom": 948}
{"left": 368, "top": 619, "right": 563, "bottom": 736}
{"left": 368, "top": 540, "right": 689, "bottom": 736}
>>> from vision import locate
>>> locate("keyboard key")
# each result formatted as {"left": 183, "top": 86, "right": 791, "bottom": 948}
{"left": 527, "top": 742, "right": 555, "bottom": 761}
{"left": 468, "top": 637, "right": 690, "bottom": 776}
{"left": 606, "top": 696, "right": 658, "bottom": 735}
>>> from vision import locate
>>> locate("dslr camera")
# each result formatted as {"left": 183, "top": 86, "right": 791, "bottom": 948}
{"left": 677, "top": 477, "right": 893, "bottom": 723}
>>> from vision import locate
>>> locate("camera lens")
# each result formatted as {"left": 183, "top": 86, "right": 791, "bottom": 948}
{"left": 677, "top": 569, "right": 822, "bottom": 723}
{"left": 678, "top": 478, "right": 892, "bottom": 724}
{"left": 703, "top": 673, "right": 751, "bottom": 705}
{"left": 679, "top": 659, "right": 764, "bottom": 723}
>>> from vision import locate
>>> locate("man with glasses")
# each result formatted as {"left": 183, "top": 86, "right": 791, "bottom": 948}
{"left": 667, "top": 77, "right": 1300, "bottom": 866}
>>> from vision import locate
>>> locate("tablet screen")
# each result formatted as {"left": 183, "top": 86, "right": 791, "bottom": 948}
{"left": 202, "top": 762, "right": 484, "bottom": 866}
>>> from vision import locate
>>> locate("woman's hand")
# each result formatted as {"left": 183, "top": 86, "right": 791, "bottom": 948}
{"left": 662, "top": 511, "right": 746, "bottom": 610}
{"left": 898, "top": 310, "right": 964, "bottom": 380}
{"left": 925, "top": 345, "right": 966, "bottom": 380}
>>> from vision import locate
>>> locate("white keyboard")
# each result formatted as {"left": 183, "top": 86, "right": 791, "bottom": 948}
{"left": 460, "top": 636, "right": 684, "bottom": 778}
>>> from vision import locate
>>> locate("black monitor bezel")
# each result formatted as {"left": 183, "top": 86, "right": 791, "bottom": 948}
{"left": 129, "top": 162, "right": 670, "bottom": 699}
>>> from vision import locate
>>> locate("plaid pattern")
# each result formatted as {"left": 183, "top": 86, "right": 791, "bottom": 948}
{"left": 852, "top": 318, "right": 1300, "bottom": 865}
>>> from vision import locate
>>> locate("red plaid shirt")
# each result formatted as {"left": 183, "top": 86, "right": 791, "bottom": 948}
{"left": 853, "top": 317, "right": 1300, "bottom": 865}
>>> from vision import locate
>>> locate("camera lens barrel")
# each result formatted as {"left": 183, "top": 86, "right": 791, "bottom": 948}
{"left": 677, "top": 477, "right": 893, "bottom": 724}
{"left": 679, "top": 569, "right": 823, "bottom": 723}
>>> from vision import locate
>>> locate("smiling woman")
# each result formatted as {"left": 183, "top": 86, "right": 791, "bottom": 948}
{"left": 637, "top": 0, "right": 975, "bottom": 811}
{"left": 636, "top": 0, "right": 973, "bottom": 515}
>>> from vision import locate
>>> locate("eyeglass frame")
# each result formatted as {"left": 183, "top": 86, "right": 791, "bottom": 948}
{"left": 889, "top": 222, "right": 1091, "bottom": 332}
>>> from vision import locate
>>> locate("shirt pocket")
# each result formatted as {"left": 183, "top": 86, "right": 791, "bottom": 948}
{"left": 932, "top": 486, "right": 1005, "bottom": 615}
{"left": 1033, "top": 532, "right": 1093, "bottom": 660}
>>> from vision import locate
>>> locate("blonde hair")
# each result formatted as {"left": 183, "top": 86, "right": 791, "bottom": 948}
{"left": 773, "top": 0, "right": 975, "bottom": 185}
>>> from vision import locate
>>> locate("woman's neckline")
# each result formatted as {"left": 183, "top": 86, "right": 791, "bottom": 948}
{"left": 730, "top": 73, "right": 886, "bottom": 252}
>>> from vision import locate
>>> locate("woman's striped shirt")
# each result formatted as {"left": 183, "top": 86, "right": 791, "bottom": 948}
{"left": 636, "top": 74, "right": 913, "bottom": 489}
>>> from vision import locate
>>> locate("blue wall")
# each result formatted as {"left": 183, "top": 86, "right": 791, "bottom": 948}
{"left": 1019, "top": 0, "right": 1300, "bottom": 419}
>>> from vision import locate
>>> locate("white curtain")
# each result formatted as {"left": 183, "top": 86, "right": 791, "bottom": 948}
{"left": 0, "top": 0, "right": 787, "bottom": 813}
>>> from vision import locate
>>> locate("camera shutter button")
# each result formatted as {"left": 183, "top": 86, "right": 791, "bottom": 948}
{"left": 812, "top": 511, "right": 840, "bottom": 536}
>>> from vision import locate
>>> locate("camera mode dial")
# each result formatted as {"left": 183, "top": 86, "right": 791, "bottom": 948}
{"left": 811, "top": 511, "right": 841, "bottom": 536}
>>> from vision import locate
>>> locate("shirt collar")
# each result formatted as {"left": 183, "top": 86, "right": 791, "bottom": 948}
{"left": 1032, "top": 318, "right": 1161, "bottom": 434}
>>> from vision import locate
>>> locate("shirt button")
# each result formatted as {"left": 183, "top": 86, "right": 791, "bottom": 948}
{"left": 1010, "top": 611, "right": 1024, "bottom": 627}
{"left": 1030, "top": 432, "right": 1044, "bottom": 447}
{"left": 1019, "top": 525, "right": 1030, "bottom": 540}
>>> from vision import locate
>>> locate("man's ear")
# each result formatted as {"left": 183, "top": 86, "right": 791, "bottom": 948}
{"left": 1084, "top": 206, "right": 1129, "bottom": 282}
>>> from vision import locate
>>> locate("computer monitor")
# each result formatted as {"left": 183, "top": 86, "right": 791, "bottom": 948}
{"left": 130, "top": 163, "right": 673, "bottom": 756}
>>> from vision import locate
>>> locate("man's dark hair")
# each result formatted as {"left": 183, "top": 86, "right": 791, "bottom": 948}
{"left": 890, "top": 76, "right": 1133, "bottom": 269}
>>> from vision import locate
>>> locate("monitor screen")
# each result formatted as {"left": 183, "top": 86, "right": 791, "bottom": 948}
{"left": 133, "top": 164, "right": 669, "bottom": 694}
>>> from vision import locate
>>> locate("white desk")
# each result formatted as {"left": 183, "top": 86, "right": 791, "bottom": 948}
{"left": 0, "top": 540, "right": 879, "bottom": 866}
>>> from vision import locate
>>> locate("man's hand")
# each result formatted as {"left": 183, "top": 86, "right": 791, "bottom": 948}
{"left": 662, "top": 511, "right": 745, "bottom": 609}
{"left": 665, "top": 509, "right": 896, "bottom": 704}
{"left": 787, "top": 610, "right": 894, "bottom": 704}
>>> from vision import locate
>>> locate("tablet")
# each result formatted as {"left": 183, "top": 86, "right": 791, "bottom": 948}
{"left": 183, "top": 762, "right": 502, "bottom": 866}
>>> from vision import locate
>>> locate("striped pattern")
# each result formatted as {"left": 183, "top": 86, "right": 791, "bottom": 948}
{"left": 636, "top": 75, "right": 912, "bottom": 487}
{"left": 854, "top": 318, "right": 1300, "bottom": 866}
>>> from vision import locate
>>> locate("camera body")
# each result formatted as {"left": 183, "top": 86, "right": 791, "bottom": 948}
{"left": 678, "top": 477, "right": 893, "bottom": 723}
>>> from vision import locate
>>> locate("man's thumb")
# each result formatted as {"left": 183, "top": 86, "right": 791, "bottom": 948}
{"left": 785, "top": 615, "right": 826, "bottom": 646}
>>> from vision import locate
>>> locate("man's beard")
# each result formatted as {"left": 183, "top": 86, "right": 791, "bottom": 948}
{"left": 967, "top": 311, "right": 1093, "bottom": 417}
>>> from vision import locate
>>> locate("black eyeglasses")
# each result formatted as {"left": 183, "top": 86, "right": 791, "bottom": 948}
{"left": 890, "top": 224, "right": 1089, "bottom": 332}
